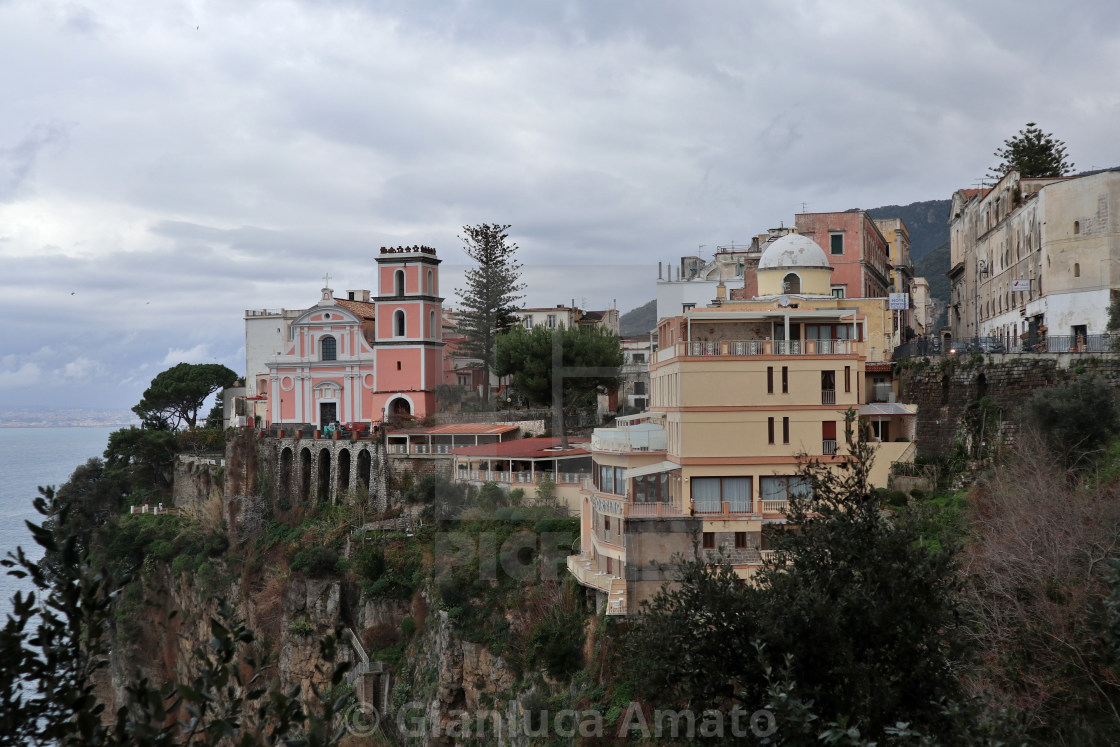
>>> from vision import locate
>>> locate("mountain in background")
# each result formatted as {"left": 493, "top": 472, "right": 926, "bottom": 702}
{"left": 619, "top": 299, "right": 657, "bottom": 336}
{"left": 864, "top": 199, "right": 951, "bottom": 261}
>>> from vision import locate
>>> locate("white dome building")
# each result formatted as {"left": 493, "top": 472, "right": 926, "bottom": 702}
{"left": 756, "top": 234, "right": 834, "bottom": 298}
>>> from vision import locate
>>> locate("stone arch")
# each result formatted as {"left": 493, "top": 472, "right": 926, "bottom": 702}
{"left": 318, "top": 448, "right": 332, "bottom": 503}
{"left": 299, "top": 447, "right": 312, "bottom": 505}
{"left": 279, "top": 447, "right": 293, "bottom": 504}
{"left": 357, "top": 448, "right": 372, "bottom": 495}
{"left": 337, "top": 448, "right": 351, "bottom": 499}
{"left": 387, "top": 396, "right": 412, "bottom": 419}
{"left": 782, "top": 273, "right": 801, "bottom": 294}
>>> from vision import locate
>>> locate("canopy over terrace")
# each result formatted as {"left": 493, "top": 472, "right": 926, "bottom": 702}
{"left": 451, "top": 437, "right": 593, "bottom": 487}
{"left": 385, "top": 423, "right": 520, "bottom": 455}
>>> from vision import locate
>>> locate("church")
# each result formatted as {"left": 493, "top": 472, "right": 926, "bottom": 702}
{"left": 253, "top": 245, "right": 445, "bottom": 430}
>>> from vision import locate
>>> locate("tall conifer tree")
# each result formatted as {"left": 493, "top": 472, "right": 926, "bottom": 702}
{"left": 454, "top": 224, "right": 526, "bottom": 404}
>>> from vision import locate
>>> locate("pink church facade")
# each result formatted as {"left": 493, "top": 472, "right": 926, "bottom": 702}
{"left": 266, "top": 246, "right": 444, "bottom": 429}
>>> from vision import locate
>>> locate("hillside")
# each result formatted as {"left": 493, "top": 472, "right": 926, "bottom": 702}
{"left": 865, "top": 199, "right": 951, "bottom": 261}
{"left": 914, "top": 239, "right": 951, "bottom": 329}
{"left": 619, "top": 298, "right": 657, "bottom": 336}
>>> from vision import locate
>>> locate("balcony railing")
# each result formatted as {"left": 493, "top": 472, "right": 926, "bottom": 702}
{"left": 592, "top": 428, "right": 667, "bottom": 453}
{"left": 675, "top": 339, "right": 857, "bottom": 359}
{"left": 821, "top": 389, "right": 836, "bottom": 405}
{"left": 693, "top": 499, "right": 756, "bottom": 517}
{"left": 822, "top": 439, "right": 838, "bottom": 456}
{"left": 464, "top": 470, "right": 588, "bottom": 485}
{"left": 624, "top": 501, "right": 684, "bottom": 518}
{"left": 760, "top": 500, "right": 788, "bottom": 514}
{"left": 894, "top": 334, "right": 1116, "bottom": 358}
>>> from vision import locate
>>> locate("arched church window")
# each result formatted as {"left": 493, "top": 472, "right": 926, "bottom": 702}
{"left": 430, "top": 310, "right": 436, "bottom": 338}
{"left": 394, "top": 310, "right": 406, "bottom": 337}
{"left": 782, "top": 273, "right": 801, "bottom": 294}
{"left": 321, "top": 336, "right": 337, "bottom": 361}
{"left": 395, "top": 269, "right": 405, "bottom": 296}
{"left": 427, "top": 269, "right": 433, "bottom": 295}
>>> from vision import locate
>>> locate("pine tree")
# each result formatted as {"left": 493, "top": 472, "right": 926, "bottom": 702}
{"left": 454, "top": 224, "right": 526, "bottom": 404}
{"left": 988, "top": 122, "right": 1074, "bottom": 180}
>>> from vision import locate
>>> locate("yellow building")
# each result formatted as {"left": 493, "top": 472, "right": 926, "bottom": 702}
{"left": 568, "top": 234, "right": 918, "bottom": 615}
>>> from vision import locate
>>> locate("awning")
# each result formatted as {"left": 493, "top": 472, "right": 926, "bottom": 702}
{"left": 623, "top": 460, "right": 680, "bottom": 480}
{"left": 859, "top": 403, "right": 916, "bottom": 417}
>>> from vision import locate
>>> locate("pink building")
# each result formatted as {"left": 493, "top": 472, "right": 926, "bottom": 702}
{"left": 266, "top": 246, "right": 444, "bottom": 429}
{"left": 794, "top": 211, "right": 891, "bottom": 299}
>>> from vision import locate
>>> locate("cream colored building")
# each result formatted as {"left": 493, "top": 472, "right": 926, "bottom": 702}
{"left": 948, "top": 168, "right": 1120, "bottom": 348}
{"left": 568, "top": 234, "right": 918, "bottom": 615}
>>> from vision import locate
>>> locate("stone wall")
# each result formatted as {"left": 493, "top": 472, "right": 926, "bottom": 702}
{"left": 898, "top": 353, "right": 1120, "bottom": 458}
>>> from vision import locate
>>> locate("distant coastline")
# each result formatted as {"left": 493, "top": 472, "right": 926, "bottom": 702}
{"left": 0, "top": 408, "right": 138, "bottom": 429}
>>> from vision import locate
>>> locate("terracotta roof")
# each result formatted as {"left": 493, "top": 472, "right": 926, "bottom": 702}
{"left": 450, "top": 437, "right": 590, "bottom": 459}
{"left": 388, "top": 423, "right": 519, "bottom": 436}
{"left": 865, "top": 362, "right": 893, "bottom": 372}
{"left": 334, "top": 298, "right": 376, "bottom": 319}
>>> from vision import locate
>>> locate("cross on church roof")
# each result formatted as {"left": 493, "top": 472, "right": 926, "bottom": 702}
{"left": 322, "top": 272, "right": 332, "bottom": 288}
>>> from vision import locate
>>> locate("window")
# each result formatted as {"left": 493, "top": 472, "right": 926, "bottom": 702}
{"left": 634, "top": 381, "right": 646, "bottom": 395}
{"left": 702, "top": 532, "right": 715, "bottom": 549}
{"left": 844, "top": 366, "right": 851, "bottom": 393}
{"left": 427, "top": 269, "right": 434, "bottom": 294}
{"left": 782, "top": 273, "right": 801, "bottom": 294}
{"left": 693, "top": 477, "right": 752, "bottom": 512}
{"left": 396, "top": 361, "right": 401, "bottom": 371}
{"left": 394, "top": 310, "right": 406, "bottom": 337}
{"left": 604, "top": 516, "right": 610, "bottom": 531}
{"left": 430, "top": 310, "right": 436, "bottom": 337}
{"left": 634, "top": 472, "right": 670, "bottom": 503}
{"left": 782, "top": 366, "right": 789, "bottom": 393}
{"left": 523, "top": 317, "right": 533, "bottom": 329}
{"left": 1074, "top": 263, "right": 1080, "bottom": 278}
{"left": 831, "top": 287, "right": 846, "bottom": 299}
{"left": 782, "top": 416, "right": 790, "bottom": 444}
{"left": 768, "top": 417, "right": 775, "bottom": 444}
{"left": 320, "top": 336, "right": 337, "bottom": 361}
{"left": 1074, "top": 220, "right": 1081, "bottom": 235}
{"left": 547, "top": 314, "right": 557, "bottom": 328}
{"left": 394, "top": 269, "right": 405, "bottom": 296}
{"left": 632, "top": 353, "right": 646, "bottom": 363}
{"left": 767, "top": 366, "right": 774, "bottom": 394}
{"left": 830, "top": 233, "right": 844, "bottom": 255}
{"left": 734, "top": 532, "right": 747, "bottom": 549}
{"left": 760, "top": 475, "right": 812, "bottom": 504}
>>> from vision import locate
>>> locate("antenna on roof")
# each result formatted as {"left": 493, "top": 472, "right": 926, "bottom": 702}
{"left": 800, "top": 202, "right": 808, "bottom": 213}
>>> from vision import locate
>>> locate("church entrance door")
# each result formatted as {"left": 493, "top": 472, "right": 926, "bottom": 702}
{"left": 320, "top": 402, "right": 337, "bottom": 429}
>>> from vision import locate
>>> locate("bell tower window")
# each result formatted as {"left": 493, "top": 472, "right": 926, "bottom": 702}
{"left": 394, "top": 269, "right": 405, "bottom": 296}
{"left": 394, "top": 310, "right": 406, "bottom": 337}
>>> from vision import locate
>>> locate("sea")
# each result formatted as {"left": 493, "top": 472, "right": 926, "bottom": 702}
{"left": 0, "top": 427, "right": 117, "bottom": 620}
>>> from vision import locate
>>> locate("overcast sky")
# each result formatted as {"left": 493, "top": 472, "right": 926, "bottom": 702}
{"left": 2, "top": 0, "right": 1118, "bottom": 410}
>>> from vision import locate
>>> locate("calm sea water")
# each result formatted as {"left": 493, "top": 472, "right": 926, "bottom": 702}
{"left": 0, "top": 427, "right": 116, "bottom": 618}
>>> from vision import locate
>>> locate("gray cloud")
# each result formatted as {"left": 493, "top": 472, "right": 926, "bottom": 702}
{"left": 2, "top": 0, "right": 1118, "bottom": 408}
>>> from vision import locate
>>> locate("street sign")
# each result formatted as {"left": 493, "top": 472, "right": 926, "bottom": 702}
{"left": 1012, "top": 279, "right": 1031, "bottom": 292}
{"left": 889, "top": 293, "right": 909, "bottom": 310}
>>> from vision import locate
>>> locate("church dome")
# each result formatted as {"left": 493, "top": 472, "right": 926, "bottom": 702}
{"left": 757, "top": 234, "right": 830, "bottom": 270}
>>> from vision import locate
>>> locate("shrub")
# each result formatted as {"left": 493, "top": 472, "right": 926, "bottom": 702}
{"left": 1024, "top": 375, "right": 1120, "bottom": 466}
{"left": 400, "top": 616, "right": 416, "bottom": 638}
{"left": 291, "top": 546, "right": 341, "bottom": 578}
{"left": 289, "top": 618, "right": 314, "bottom": 637}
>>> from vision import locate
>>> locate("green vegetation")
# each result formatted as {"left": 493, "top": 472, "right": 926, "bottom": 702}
{"left": 453, "top": 223, "right": 526, "bottom": 405}
{"left": 132, "top": 362, "right": 238, "bottom": 430}
{"left": 1023, "top": 374, "right": 1120, "bottom": 467}
{"left": 988, "top": 121, "right": 1074, "bottom": 180}
{"left": 495, "top": 322, "right": 623, "bottom": 445}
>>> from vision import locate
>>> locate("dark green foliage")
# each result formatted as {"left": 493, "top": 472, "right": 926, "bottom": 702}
{"left": 403, "top": 472, "right": 467, "bottom": 517}
{"left": 626, "top": 411, "right": 971, "bottom": 742}
{"left": 133, "top": 362, "right": 239, "bottom": 430}
{"left": 0, "top": 488, "right": 351, "bottom": 746}
{"left": 291, "top": 546, "right": 341, "bottom": 578}
{"left": 528, "top": 602, "right": 584, "bottom": 679}
{"left": 105, "top": 426, "right": 181, "bottom": 495}
{"left": 453, "top": 223, "right": 526, "bottom": 404}
{"left": 988, "top": 122, "right": 1074, "bottom": 180}
{"left": 494, "top": 323, "right": 623, "bottom": 445}
{"left": 1108, "top": 292, "right": 1120, "bottom": 332}
{"left": 1023, "top": 375, "right": 1120, "bottom": 466}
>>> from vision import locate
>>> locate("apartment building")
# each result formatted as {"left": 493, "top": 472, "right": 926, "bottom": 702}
{"left": 947, "top": 168, "right": 1120, "bottom": 349}
{"left": 568, "top": 233, "right": 917, "bottom": 615}
{"left": 795, "top": 211, "right": 892, "bottom": 300}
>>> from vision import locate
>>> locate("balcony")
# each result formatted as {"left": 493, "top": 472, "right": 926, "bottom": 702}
{"left": 464, "top": 470, "right": 587, "bottom": 485}
{"left": 660, "top": 339, "right": 859, "bottom": 361}
{"left": 591, "top": 424, "right": 667, "bottom": 453}
{"left": 567, "top": 554, "right": 628, "bottom": 615}
{"left": 760, "top": 500, "right": 788, "bottom": 514}
{"left": 822, "top": 439, "right": 838, "bottom": 456}
{"left": 821, "top": 389, "right": 836, "bottom": 405}
{"left": 693, "top": 499, "right": 756, "bottom": 517}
